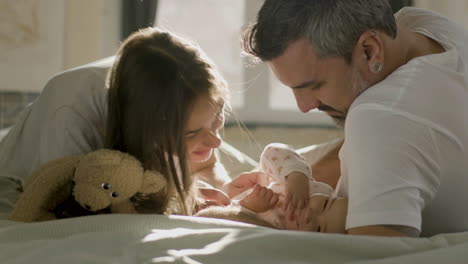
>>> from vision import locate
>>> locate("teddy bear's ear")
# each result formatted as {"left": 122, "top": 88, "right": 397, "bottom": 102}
{"left": 140, "top": 170, "right": 167, "bottom": 195}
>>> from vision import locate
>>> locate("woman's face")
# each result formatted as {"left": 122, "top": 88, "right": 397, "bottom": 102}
{"left": 185, "top": 94, "right": 225, "bottom": 163}
{"left": 302, "top": 195, "right": 348, "bottom": 234}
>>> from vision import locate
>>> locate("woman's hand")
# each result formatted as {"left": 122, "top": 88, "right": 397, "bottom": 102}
{"left": 239, "top": 184, "right": 279, "bottom": 213}
{"left": 222, "top": 171, "right": 266, "bottom": 198}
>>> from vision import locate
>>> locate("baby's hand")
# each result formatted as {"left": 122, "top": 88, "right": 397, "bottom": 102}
{"left": 239, "top": 184, "right": 279, "bottom": 213}
{"left": 285, "top": 171, "right": 310, "bottom": 222}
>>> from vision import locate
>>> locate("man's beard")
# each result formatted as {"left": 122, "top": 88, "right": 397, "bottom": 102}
{"left": 320, "top": 68, "right": 370, "bottom": 128}
{"left": 317, "top": 104, "right": 346, "bottom": 128}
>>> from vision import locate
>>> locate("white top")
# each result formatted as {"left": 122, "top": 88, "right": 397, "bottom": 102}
{"left": 0, "top": 57, "right": 114, "bottom": 183}
{"left": 336, "top": 7, "right": 468, "bottom": 236}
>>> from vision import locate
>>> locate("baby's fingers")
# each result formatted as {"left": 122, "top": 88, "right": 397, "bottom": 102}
{"left": 270, "top": 192, "right": 280, "bottom": 207}
{"left": 295, "top": 207, "right": 311, "bottom": 230}
{"left": 297, "top": 195, "right": 309, "bottom": 210}
{"left": 286, "top": 202, "right": 295, "bottom": 221}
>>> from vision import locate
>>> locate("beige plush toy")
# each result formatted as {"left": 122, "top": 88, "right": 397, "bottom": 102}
{"left": 10, "top": 149, "right": 167, "bottom": 222}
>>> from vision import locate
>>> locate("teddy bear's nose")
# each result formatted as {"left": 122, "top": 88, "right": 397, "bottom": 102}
{"left": 84, "top": 204, "right": 92, "bottom": 210}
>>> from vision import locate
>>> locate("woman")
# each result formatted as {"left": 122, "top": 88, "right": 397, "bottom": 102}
{"left": 0, "top": 27, "right": 231, "bottom": 216}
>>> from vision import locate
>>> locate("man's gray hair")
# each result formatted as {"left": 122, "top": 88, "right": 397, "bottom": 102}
{"left": 243, "top": 0, "right": 397, "bottom": 63}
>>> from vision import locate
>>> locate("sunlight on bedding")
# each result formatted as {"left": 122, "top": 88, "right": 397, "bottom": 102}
{"left": 1, "top": 215, "right": 468, "bottom": 263}
{"left": 145, "top": 228, "right": 240, "bottom": 263}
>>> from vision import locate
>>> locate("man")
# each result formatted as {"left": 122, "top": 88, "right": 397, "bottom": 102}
{"left": 242, "top": 0, "right": 468, "bottom": 237}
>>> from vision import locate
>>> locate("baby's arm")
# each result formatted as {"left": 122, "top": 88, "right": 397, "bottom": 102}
{"left": 260, "top": 143, "right": 311, "bottom": 219}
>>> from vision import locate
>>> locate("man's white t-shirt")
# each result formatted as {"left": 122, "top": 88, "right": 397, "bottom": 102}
{"left": 335, "top": 7, "right": 468, "bottom": 236}
{"left": 0, "top": 57, "right": 114, "bottom": 183}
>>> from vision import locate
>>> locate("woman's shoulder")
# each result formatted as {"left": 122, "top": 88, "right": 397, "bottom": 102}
{"left": 46, "top": 56, "right": 115, "bottom": 92}
{"left": 37, "top": 57, "right": 115, "bottom": 110}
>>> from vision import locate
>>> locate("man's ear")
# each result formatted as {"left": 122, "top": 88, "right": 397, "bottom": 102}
{"left": 354, "top": 30, "right": 385, "bottom": 74}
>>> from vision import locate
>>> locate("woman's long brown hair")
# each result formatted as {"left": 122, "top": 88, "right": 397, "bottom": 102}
{"left": 105, "top": 27, "right": 228, "bottom": 215}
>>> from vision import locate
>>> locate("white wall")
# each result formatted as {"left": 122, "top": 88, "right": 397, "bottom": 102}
{"left": 64, "top": 0, "right": 121, "bottom": 70}
{"left": 413, "top": 0, "right": 468, "bottom": 29}
{"left": 0, "top": 0, "right": 64, "bottom": 92}
{"left": 2, "top": 1, "right": 467, "bottom": 93}
{"left": 0, "top": 0, "right": 120, "bottom": 92}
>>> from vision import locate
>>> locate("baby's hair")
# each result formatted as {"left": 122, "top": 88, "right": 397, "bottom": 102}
{"left": 195, "top": 205, "right": 276, "bottom": 228}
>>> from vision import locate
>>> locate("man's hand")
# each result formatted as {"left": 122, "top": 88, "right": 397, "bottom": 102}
{"left": 285, "top": 171, "right": 309, "bottom": 224}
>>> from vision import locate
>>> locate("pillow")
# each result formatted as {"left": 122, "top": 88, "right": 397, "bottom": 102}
{"left": 218, "top": 141, "right": 258, "bottom": 178}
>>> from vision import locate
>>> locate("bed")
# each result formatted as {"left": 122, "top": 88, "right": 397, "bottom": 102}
{"left": 1, "top": 130, "right": 468, "bottom": 263}
{"left": 1, "top": 214, "right": 468, "bottom": 264}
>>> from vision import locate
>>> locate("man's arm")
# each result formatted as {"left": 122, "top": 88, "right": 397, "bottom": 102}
{"left": 311, "top": 140, "right": 343, "bottom": 189}
{"left": 347, "top": 225, "right": 408, "bottom": 237}
{"left": 189, "top": 149, "right": 231, "bottom": 189}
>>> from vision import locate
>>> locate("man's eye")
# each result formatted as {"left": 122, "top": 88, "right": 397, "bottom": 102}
{"left": 311, "top": 82, "right": 323, "bottom": 90}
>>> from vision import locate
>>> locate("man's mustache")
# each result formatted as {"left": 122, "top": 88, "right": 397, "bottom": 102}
{"left": 317, "top": 104, "right": 340, "bottom": 113}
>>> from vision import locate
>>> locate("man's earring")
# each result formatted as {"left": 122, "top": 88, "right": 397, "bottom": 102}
{"left": 373, "top": 63, "right": 383, "bottom": 73}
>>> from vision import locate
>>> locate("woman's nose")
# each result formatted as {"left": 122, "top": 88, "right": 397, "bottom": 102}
{"left": 204, "top": 130, "right": 222, "bottom": 149}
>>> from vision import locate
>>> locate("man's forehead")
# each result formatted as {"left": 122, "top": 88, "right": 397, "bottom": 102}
{"left": 269, "top": 40, "right": 321, "bottom": 88}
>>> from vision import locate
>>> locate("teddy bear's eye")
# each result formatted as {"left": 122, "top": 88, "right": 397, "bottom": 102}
{"left": 102, "top": 183, "right": 111, "bottom": 190}
{"left": 111, "top": 192, "right": 119, "bottom": 198}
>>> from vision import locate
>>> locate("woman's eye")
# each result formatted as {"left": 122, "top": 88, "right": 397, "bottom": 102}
{"left": 185, "top": 130, "right": 199, "bottom": 138}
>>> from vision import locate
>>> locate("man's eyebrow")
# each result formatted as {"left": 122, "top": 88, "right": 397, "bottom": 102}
{"left": 291, "top": 80, "right": 319, "bottom": 89}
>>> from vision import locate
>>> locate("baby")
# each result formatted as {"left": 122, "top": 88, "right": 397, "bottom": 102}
{"left": 195, "top": 143, "right": 348, "bottom": 234}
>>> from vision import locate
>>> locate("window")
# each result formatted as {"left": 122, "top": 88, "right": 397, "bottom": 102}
{"left": 156, "top": 0, "right": 334, "bottom": 127}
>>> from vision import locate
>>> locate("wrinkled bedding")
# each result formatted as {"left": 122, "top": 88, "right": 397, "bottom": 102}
{"left": 1, "top": 214, "right": 467, "bottom": 264}
{"left": 1, "top": 129, "right": 467, "bottom": 263}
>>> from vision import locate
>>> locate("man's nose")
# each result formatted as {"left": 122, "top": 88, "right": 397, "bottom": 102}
{"left": 203, "top": 130, "right": 222, "bottom": 149}
{"left": 293, "top": 91, "right": 320, "bottom": 113}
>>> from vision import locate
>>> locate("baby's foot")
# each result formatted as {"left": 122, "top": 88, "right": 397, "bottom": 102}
{"left": 239, "top": 185, "right": 279, "bottom": 213}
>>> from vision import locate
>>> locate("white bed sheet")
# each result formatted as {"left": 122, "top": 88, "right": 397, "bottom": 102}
{"left": 2, "top": 129, "right": 466, "bottom": 263}
{"left": 1, "top": 214, "right": 467, "bottom": 264}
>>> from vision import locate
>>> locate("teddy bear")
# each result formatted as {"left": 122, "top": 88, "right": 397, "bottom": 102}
{"left": 9, "top": 149, "right": 167, "bottom": 222}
